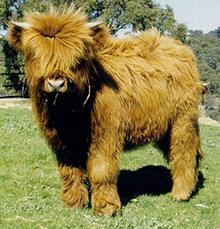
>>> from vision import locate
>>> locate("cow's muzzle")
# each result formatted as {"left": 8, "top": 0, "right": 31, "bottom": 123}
{"left": 45, "top": 78, "right": 68, "bottom": 93}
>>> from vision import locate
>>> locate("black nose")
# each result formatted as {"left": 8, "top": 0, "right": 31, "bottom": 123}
{"left": 47, "top": 78, "right": 66, "bottom": 92}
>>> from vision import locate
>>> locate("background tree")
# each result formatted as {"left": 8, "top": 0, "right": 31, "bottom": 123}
{"left": 0, "top": 0, "right": 25, "bottom": 91}
{"left": 217, "top": 27, "right": 220, "bottom": 38}
{"left": 65, "top": 0, "right": 178, "bottom": 35}
{"left": 173, "top": 23, "right": 188, "bottom": 43}
{"left": 188, "top": 30, "right": 220, "bottom": 121}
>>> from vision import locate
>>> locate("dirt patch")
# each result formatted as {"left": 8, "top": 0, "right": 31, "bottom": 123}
{"left": 199, "top": 116, "right": 220, "bottom": 127}
{"left": 0, "top": 98, "right": 31, "bottom": 109}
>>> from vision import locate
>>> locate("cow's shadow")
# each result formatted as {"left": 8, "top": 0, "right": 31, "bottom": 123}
{"left": 117, "top": 165, "right": 204, "bottom": 205}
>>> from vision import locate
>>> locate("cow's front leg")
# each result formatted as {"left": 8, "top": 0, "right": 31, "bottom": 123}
{"left": 88, "top": 95, "right": 123, "bottom": 216}
{"left": 58, "top": 166, "right": 89, "bottom": 208}
{"left": 87, "top": 145, "right": 121, "bottom": 216}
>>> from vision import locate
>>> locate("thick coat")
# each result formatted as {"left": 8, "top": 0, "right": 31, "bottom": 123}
{"left": 7, "top": 8, "right": 204, "bottom": 216}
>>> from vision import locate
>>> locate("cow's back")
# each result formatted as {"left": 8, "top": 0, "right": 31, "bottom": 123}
{"left": 96, "top": 29, "right": 203, "bottom": 145}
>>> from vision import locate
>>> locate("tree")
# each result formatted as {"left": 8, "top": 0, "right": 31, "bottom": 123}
{"left": 0, "top": 0, "right": 25, "bottom": 91}
{"left": 216, "top": 26, "right": 220, "bottom": 38}
{"left": 188, "top": 29, "right": 220, "bottom": 121}
{"left": 50, "top": 0, "right": 178, "bottom": 35}
{"left": 173, "top": 23, "right": 188, "bottom": 43}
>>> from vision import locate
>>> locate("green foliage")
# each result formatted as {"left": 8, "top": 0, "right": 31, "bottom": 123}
{"left": 0, "top": 0, "right": 179, "bottom": 35}
{"left": 0, "top": 107, "right": 220, "bottom": 228}
{"left": 0, "top": 39, "right": 5, "bottom": 76}
{"left": 72, "top": 0, "right": 177, "bottom": 35}
{"left": 173, "top": 23, "right": 188, "bottom": 43}
{"left": 21, "top": 0, "right": 52, "bottom": 13}
{"left": 188, "top": 32, "right": 220, "bottom": 121}
{"left": 0, "top": 0, "right": 26, "bottom": 91}
{"left": 0, "top": 0, "right": 14, "bottom": 29}
{"left": 1, "top": 39, "right": 24, "bottom": 89}
{"left": 217, "top": 27, "right": 220, "bottom": 38}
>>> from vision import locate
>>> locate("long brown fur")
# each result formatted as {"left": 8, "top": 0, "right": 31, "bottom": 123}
{"left": 7, "top": 7, "right": 204, "bottom": 216}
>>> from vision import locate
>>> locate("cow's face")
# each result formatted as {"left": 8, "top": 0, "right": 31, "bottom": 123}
{"left": 7, "top": 9, "right": 107, "bottom": 95}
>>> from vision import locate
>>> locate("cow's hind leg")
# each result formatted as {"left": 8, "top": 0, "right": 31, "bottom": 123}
{"left": 58, "top": 166, "right": 89, "bottom": 208}
{"left": 169, "top": 115, "right": 202, "bottom": 201}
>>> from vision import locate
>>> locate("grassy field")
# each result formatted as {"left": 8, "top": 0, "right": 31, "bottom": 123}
{"left": 0, "top": 108, "right": 220, "bottom": 229}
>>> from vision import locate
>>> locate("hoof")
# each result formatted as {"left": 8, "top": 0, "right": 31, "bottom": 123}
{"left": 171, "top": 187, "right": 192, "bottom": 201}
{"left": 62, "top": 183, "right": 89, "bottom": 208}
{"left": 92, "top": 183, "right": 121, "bottom": 217}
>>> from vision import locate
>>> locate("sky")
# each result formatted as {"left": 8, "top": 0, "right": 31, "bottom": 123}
{"left": 156, "top": 0, "right": 220, "bottom": 33}
{"left": 1, "top": 1, "right": 219, "bottom": 35}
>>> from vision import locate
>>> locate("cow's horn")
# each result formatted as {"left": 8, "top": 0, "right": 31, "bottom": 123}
{"left": 203, "top": 82, "right": 210, "bottom": 87}
{"left": 11, "top": 21, "right": 32, "bottom": 29}
{"left": 87, "top": 21, "right": 103, "bottom": 29}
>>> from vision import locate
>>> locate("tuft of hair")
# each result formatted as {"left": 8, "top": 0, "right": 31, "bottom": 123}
{"left": 17, "top": 6, "right": 94, "bottom": 76}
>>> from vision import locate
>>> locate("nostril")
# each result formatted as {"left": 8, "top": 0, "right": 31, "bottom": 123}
{"left": 59, "top": 81, "right": 65, "bottom": 88}
{"left": 48, "top": 80, "right": 53, "bottom": 87}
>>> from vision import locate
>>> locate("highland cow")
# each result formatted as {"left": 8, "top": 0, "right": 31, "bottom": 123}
{"left": 8, "top": 8, "right": 204, "bottom": 216}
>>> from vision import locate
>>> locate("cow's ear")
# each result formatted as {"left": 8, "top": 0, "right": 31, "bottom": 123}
{"left": 87, "top": 21, "right": 110, "bottom": 49}
{"left": 7, "top": 21, "right": 32, "bottom": 51}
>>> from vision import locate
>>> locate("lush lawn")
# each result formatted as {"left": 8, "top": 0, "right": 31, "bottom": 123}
{"left": 0, "top": 108, "right": 219, "bottom": 229}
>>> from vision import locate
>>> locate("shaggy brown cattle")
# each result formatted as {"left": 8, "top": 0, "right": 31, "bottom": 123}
{"left": 8, "top": 8, "right": 204, "bottom": 216}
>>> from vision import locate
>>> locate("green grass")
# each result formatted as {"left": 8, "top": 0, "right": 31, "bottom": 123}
{"left": 0, "top": 108, "right": 220, "bottom": 229}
